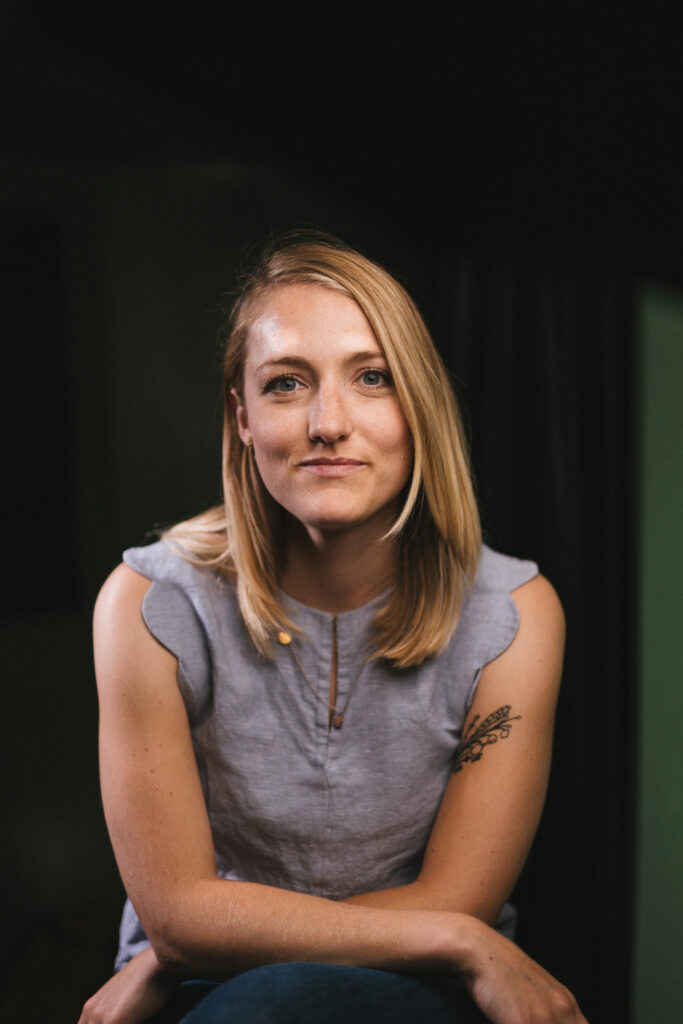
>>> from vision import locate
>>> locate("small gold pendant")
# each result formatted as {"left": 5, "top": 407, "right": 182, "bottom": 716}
{"left": 332, "top": 713, "right": 344, "bottom": 729}
{"left": 277, "top": 631, "right": 292, "bottom": 646}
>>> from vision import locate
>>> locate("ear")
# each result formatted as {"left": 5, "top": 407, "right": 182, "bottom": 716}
{"left": 229, "top": 388, "right": 252, "bottom": 446}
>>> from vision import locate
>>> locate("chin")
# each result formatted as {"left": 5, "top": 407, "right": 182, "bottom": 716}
{"left": 296, "top": 502, "right": 399, "bottom": 536}
{"left": 303, "top": 514, "right": 364, "bottom": 533}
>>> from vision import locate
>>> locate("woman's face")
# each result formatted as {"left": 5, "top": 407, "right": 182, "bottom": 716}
{"left": 234, "top": 283, "right": 413, "bottom": 539}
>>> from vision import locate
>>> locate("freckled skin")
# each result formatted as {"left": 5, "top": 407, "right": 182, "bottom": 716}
{"left": 234, "top": 284, "right": 413, "bottom": 541}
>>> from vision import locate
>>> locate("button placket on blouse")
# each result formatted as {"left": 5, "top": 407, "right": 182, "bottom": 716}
{"left": 277, "top": 603, "right": 373, "bottom": 744}
{"left": 295, "top": 610, "right": 336, "bottom": 737}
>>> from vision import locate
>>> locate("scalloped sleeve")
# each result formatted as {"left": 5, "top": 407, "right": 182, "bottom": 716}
{"left": 459, "top": 545, "right": 539, "bottom": 710}
{"left": 122, "top": 542, "right": 212, "bottom": 724}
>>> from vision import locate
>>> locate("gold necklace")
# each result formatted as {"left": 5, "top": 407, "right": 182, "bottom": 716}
{"left": 277, "top": 630, "right": 368, "bottom": 729}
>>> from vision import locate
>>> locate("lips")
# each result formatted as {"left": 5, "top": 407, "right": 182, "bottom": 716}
{"left": 298, "top": 457, "right": 366, "bottom": 477}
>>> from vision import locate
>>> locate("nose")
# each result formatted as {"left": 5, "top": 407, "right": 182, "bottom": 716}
{"left": 308, "top": 382, "right": 351, "bottom": 444}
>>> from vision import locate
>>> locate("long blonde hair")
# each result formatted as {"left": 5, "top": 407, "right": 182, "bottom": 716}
{"left": 165, "top": 231, "right": 481, "bottom": 667}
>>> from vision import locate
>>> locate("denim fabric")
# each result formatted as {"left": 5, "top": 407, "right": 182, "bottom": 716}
{"left": 147, "top": 963, "right": 490, "bottom": 1024}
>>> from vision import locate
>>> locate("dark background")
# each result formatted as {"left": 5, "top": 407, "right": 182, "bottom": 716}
{"left": 2, "top": 3, "right": 682, "bottom": 281}
{"left": 2, "top": 3, "right": 681, "bottom": 1022}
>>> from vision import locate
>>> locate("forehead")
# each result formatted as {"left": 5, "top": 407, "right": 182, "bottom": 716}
{"left": 244, "top": 283, "right": 381, "bottom": 361}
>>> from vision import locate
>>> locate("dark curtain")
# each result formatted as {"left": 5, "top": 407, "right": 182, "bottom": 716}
{"left": 432, "top": 259, "right": 637, "bottom": 1024}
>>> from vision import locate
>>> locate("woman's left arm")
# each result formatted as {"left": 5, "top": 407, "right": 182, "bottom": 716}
{"left": 344, "top": 573, "right": 565, "bottom": 923}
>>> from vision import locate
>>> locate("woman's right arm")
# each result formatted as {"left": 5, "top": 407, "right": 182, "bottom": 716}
{"left": 91, "top": 564, "right": 586, "bottom": 1021}
{"left": 95, "top": 563, "right": 456, "bottom": 975}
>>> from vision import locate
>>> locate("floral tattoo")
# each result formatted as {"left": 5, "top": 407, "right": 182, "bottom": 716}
{"left": 452, "top": 705, "right": 522, "bottom": 773}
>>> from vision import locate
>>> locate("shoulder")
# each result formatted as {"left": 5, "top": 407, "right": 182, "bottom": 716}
{"left": 510, "top": 572, "right": 565, "bottom": 643}
{"left": 95, "top": 539, "right": 228, "bottom": 640}
{"left": 449, "top": 547, "right": 564, "bottom": 708}
{"left": 122, "top": 538, "right": 212, "bottom": 590}
{"left": 452, "top": 546, "right": 541, "bottom": 666}
{"left": 93, "top": 561, "right": 182, "bottom": 724}
{"left": 475, "top": 570, "right": 565, "bottom": 714}
{"left": 95, "top": 541, "right": 225, "bottom": 722}
{"left": 473, "top": 545, "right": 539, "bottom": 595}
{"left": 93, "top": 541, "right": 201, "bottom": 675}
{"left": 94, "top": 540, "right": 183, "bottom": 617}
{"left": 469, "top": 544, "right": 564, "bottom": 645}
{"left": 94, "top": 561, "right": 153, "bottom": 635}
{"left": 94, "top": 539, "right": 219, "bottom": 652}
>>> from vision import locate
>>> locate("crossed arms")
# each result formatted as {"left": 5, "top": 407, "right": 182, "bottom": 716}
{"left": 79, "top": 564, "right": 586, "bottom": 1024}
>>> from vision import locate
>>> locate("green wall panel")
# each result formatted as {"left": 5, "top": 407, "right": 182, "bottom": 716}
{"left": 634, "top": 286, "right": 683, "bottom": 1023}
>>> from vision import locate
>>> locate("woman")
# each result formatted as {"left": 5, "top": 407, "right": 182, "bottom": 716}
{"left": 80, "top": 232, "right": 586, "bottom": 1023}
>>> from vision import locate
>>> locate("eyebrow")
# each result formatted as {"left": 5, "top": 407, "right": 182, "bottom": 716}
{"left": 254, "top": 351, "right": 386, "bottom": 374}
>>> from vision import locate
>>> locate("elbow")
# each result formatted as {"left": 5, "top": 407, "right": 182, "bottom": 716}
{"left": 144, "top": 883, "right": 232, "bottom": 976}
{"left": 150, "top": 934, "right": 188, "bottom": 974}
{"left": 144, "top": 900, "right": 205, "bottom": 975}
{"left": 147, "top": 922, "right": 191, "bottom": 974}
{"left": 149, "top": 919, "right": 217, "bottom": 976}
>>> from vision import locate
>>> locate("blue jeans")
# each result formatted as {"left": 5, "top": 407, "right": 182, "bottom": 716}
{"left": 149, "top": 962, "right": 490, "bottom": 1023}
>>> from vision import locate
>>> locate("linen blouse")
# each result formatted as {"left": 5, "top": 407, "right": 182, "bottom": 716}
{"left": 115, "top": 539, "right": 538, "bottom": 969}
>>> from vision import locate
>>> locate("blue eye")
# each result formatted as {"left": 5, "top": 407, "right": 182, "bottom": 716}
{"left": 264, "top": 375, "right": 301, "bottom": 394}
{"left": 360, "top": 369, "right": 389, "bottom": 387}
{"left": 276, "top": 377, "right": 298, "bottom": 392}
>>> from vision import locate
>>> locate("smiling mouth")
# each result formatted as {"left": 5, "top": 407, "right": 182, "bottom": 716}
{"left": 299, "top": 458, "right": 365, "bottom": 477}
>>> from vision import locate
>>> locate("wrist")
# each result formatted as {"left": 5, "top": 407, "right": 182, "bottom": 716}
{"left": 396, "top": 910, "right": 489, "bottom": 976}
{"left": 443, "top": 912, "right": 490, "bottom": 976}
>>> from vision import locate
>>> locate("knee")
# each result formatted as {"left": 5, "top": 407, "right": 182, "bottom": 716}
{"left": 185, "top": 962, "right": 343, "bottom": 1023}
{"left": 184, "top": 961, "right": 457, "bottom": 1024}
{"left": 242, "top": 962, "right": 356, "bottom": 1020}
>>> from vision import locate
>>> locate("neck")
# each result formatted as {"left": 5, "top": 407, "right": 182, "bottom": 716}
{"left": 279, "top": 516, "right": 399, "bottom": 613}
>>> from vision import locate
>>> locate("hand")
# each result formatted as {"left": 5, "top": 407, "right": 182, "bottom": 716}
{"left": 457, "top": 916, "right": 588, "bottom": 1024}
{"left": 78, "top": 946, "right": 178, "bottom": 1024}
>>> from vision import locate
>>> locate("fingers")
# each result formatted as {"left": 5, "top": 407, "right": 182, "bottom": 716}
{"left": 463, "top": 922, "right": 588, "bottom": 1024}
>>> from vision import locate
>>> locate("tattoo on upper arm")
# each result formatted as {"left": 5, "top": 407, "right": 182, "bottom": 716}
{"left": 452, "top": 705, "right": 522, "bottom": 773}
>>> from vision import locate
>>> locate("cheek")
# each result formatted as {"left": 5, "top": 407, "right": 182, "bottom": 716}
{"left": 249, "top": 416, "right": 303, "bottom": 494}
{"left": 250, "top": 410, "right": 296, "bottom": 457}
{"left": 384, "top": 412, "right": 414, "bottom": 470}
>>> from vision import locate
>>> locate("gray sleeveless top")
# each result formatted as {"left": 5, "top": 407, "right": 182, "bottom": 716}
{"left": 115, "top": 540, "right": 538, "bottom": 969}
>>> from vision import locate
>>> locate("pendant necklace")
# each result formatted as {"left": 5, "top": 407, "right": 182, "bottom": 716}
{"left": 277, "top": 630, "right": 367, "bottom": 729}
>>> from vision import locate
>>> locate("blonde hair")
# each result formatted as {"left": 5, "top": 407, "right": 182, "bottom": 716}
{"left": 165, "top": 231, "right": 481, "bottom": 667}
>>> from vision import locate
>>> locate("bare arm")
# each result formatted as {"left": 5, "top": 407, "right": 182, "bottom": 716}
{"left": 85, "top": 565, "right": 585, "bottom": 1024}
{"left": 344, "top": 574, "right": 564, "bottom": 922}
{"left": 94, "top": 564, "right": 472, "bottom": 976}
